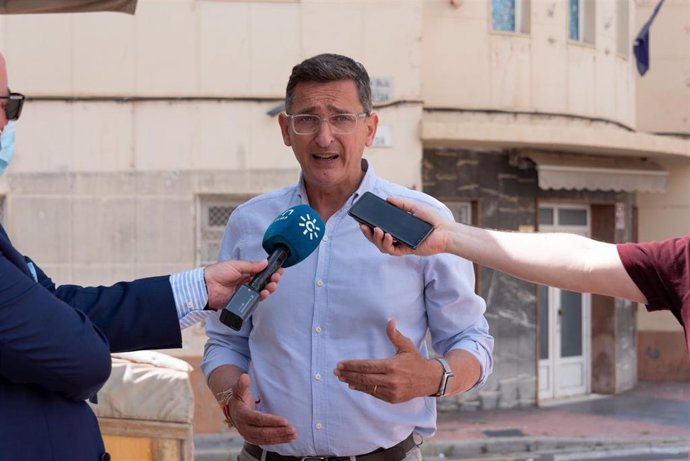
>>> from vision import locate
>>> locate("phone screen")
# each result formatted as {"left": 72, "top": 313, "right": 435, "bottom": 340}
{"left": 348, "top": 192, "right": 433, "bottom": 249}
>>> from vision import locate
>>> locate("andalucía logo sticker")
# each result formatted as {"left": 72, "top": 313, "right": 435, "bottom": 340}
{"left": 299, "top": 213, "right": 321, "bottom": 241}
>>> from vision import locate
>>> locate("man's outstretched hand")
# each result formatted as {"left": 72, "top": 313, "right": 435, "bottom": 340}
{"left": 204, "top": 260, "right": 283, "bottom": 310}
{"left": 360, "top": 197, "right": 450, "bottom": 257}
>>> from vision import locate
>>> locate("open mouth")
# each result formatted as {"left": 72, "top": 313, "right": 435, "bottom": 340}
{"left": 312, "top": 153, "right": 339, "bottom": 160}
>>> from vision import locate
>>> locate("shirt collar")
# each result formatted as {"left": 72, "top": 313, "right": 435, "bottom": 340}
{"left": 295, "top": 158, "right": 377, "bottom": 208}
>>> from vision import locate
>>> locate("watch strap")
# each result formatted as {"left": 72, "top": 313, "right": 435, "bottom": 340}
{"left": 432, "top": 357, "right": 454, "bottom": 397}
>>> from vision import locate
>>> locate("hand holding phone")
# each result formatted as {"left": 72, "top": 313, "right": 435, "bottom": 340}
{"left": 348, "top": 192, "right": 433, "bottom": 249}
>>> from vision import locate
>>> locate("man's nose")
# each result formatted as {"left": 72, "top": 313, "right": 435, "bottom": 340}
{"left": 314, "top": 119, "right": 335, "bottom": 146}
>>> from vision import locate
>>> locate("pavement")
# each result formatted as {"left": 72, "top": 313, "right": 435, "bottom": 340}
{"left": 195, "top": 381, "right": 690, "bottom": 461}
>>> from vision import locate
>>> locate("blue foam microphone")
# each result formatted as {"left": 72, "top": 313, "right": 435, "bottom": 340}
{"left": 220, "top": 205, "right": 325, "bottom": 330}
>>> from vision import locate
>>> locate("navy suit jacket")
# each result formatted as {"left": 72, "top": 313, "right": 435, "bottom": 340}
{"left": 0, "top": 225, "right": 183, "bottom": 460}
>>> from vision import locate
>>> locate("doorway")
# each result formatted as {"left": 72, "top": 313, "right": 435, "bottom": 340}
{"left": 538, "top": 204, "right": 592, "bottom": 401}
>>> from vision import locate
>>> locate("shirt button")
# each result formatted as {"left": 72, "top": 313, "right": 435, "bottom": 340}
{"left": 316, "top": 280, "right": 324, "bottom": 287}
{"left": 186, "top": 301, "right": 194, "bottom": 308}
{"left": 323, "top": 235, "right": 329, "bottom": 242}
{"left": 315, "top": 423, "right": 322, "bottom": 430}
{"left": 315, "top": 373, "right": 322, "bottom": 381}
{"left": 315, "top": 326, "right": 322, "bottom": 334}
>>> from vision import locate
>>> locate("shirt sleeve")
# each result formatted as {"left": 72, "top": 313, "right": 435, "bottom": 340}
{"left": 170, "top": 267, "right": 211, "bottom": 329}
{"left": 422, "top": 205, "right": 495, "bottom": 388}
{"left": 201, "top": 210, "right": 253, "bottom": 380}
{"left": 617, "top": 238, "right": 689, "bottom": 323}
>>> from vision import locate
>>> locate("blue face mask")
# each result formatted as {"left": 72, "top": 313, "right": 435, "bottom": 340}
{"left": 0, "top": 121, "right": 16, "bottom": 176}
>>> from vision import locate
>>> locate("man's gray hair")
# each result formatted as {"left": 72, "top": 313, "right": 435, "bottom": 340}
{"left": 285, "top": 53, "right": 372, "bottom": 114}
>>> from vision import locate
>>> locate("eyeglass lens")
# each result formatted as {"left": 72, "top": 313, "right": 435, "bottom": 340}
{"left": 2, "top": 94, "right": 24, "bottom": 121}
{"left": 292, "top": 114, "right": 359, "bottom": 134}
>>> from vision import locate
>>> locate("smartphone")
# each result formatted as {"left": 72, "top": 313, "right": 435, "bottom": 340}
{"left": 348, "top": 191, "right": 433, "bottom": 249}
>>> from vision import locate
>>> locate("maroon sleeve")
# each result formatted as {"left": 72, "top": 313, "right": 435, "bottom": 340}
{"left": 617, "top": 237, "right": 690, "bottom": 330}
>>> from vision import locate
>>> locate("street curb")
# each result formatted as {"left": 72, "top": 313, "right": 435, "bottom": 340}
{"left": 422, "top": 436, "right": 689, "bottom": 459}
{"left": 194, "top": 434, "right": 689, "bottom": 461}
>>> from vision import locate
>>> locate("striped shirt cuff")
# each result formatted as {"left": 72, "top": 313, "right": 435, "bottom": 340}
{"left": 170, "top": 267, "right": 211, "bottom": 329}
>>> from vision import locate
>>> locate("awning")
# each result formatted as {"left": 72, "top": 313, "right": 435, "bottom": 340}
{"left": 0, "top": 0, "right": 136, "bottom": 14}
{"left": 524, "top": 151, "right": 668, "bottom": 193}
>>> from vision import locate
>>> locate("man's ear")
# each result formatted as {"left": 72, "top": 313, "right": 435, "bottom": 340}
{"left": 278, "top": 112, "right": 292, "bottom": 147}
{"left": 364, "top": 112, "right": 379, "bottom": 148}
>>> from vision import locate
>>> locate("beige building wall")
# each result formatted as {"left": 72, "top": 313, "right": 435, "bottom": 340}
{"left": 0, "top": 0, "right": 425, "bottom": 360}
{"left": 635, "top": 0, "right": 690, "bottom": 336}
{"left": 422, "top": 0, "right": 635, "bottom": 127}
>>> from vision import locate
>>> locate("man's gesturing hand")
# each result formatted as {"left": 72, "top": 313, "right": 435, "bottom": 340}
{"left": 229, "top": 373, "right": 298, "bottom": 445}
{"left": 333, "top": 320, "right": 442, "bottom": 403}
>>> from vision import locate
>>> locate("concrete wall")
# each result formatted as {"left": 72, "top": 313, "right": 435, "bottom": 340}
{"left": 422, "top": 0, "right": 636, "bottom": 128}
{"left": 0, "top": 0, "right": 425, "bottom": 360}
{"left": 635, "top": 0, "right": 690, "bottom": 135}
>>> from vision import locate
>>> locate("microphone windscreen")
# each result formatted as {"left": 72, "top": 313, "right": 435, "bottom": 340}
{"left": 262, "top": 204, "right": 325, "bottom": 267}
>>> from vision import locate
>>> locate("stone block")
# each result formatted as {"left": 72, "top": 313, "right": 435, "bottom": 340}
{"left": 135, "top": 198, "right": 195, "bottom": 264}
{"left": 8, "top": 196, "right": 71, "bottom": 263}
{"left": 72, "top": 196, "right": 136, "bottom": 264}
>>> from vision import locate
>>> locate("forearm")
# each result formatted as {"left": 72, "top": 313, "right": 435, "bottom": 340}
{"left": 444, "top": 224, "right": 646, "bottom": 302}
{"left": 442, "top": 349, "right": 481, "bottom": 396}
{"left": 207, "top": 364, "right": 246, "bottom": 401}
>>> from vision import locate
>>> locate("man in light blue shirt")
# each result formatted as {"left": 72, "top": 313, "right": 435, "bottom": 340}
{"left": 202, "top": 53, "right": 494, "bottom": 461}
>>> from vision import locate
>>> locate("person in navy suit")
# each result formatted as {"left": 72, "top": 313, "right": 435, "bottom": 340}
{"left": 0, "top": 52, "right": 282, "bottom": 461}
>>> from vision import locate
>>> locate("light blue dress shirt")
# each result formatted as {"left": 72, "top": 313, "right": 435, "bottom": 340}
{"left": 202, "top": 162, "right": 494, "bottom": 456}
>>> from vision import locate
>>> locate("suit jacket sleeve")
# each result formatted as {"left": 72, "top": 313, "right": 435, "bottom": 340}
{"left": 30, "top": 259, "right": 183, "bottom": 353}
{"left": 0, "top": 254, "right": 112, "bottom": 401}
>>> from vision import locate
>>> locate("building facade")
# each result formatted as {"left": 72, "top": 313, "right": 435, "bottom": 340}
{"left": 0, "top": 0, "right": 688, "bottom": 434}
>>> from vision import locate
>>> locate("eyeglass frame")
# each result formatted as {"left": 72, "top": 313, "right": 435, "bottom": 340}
{"left": 285, "top": 112, "right": 370, "bottom": 135}
{"left": 0, "top": 91, "right": 25, "bottom": 121}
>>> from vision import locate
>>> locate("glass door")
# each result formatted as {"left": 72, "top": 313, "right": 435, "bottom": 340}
{"left": 538, "top": 204, "right": 591, "bottom": 401}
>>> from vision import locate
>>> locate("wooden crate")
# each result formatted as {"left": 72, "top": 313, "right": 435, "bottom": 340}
{"left": 99, "top": 417, "right": 193, "bottom": 461}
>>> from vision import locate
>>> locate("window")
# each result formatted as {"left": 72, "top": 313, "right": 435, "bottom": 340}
{"left": 445, "top": 201, "right": 473, "bottom": 225}
{"left": 197, "top": 195, "right": 252, "bottom": 266}
{"left": 492, "top": 0, "right": 531, "bottom": 34}
{"left": 539, "top": 204, "right": 589, "bottom": 234}
{"left": 616, "top": 0, "right": 629, "bottom": 57}
{"left": 569, "top": 0, "right": 595, "bottom": 44}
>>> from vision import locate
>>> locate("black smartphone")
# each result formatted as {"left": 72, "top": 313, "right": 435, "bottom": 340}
{"left": 348, "top": 192, "right": 434, "bottom": 249}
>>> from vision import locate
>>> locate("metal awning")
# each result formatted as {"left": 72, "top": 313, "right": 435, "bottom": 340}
{"left": 524, "top": 151, "right": 668, "bottom": 193}
{"left": 0, "top": 0, "right": 136, "bottom": 14}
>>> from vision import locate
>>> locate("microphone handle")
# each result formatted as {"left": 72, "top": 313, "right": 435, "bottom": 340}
{"left": 249, "top": 245, "right": 289, "bottom": 292}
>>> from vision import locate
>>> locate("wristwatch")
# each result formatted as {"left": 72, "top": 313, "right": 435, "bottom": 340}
{"left": 432, "top": 357, "right": 454, "bottom": 397}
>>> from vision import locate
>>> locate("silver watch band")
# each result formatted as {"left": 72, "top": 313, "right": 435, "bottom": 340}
{"left": 433, "top": 357, "right": 454, "bottom": 397}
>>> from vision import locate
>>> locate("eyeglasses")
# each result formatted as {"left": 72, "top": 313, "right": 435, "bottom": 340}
{"left": 287, "top": 112, "right": 369, "bottom": 135}
{"left": 0, "top": 92, "right": 25, "bottom": 121}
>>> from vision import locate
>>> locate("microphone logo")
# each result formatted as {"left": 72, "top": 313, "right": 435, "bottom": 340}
{"left": 220, "top": 204, "right": 325, "bottom": 330}
{"left": 299, "top": 212, "right": 321, "bottom": 241}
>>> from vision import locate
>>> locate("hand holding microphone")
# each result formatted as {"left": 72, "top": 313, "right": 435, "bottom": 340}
{"left": 203, "top": 259, "right": 283, "bottom": 310}
{"left": 220, "top": 204, "right": 325, "bottom": 330}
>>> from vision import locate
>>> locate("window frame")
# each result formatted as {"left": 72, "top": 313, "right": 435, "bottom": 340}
{"left": 196, "top": 194, "right": 253, "bottom": 266}
{"left": 490, "top": 0, "right": 531, "bottom": 35}
{"left": 568, "top": 0, "right": 596, "bottom": 46}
